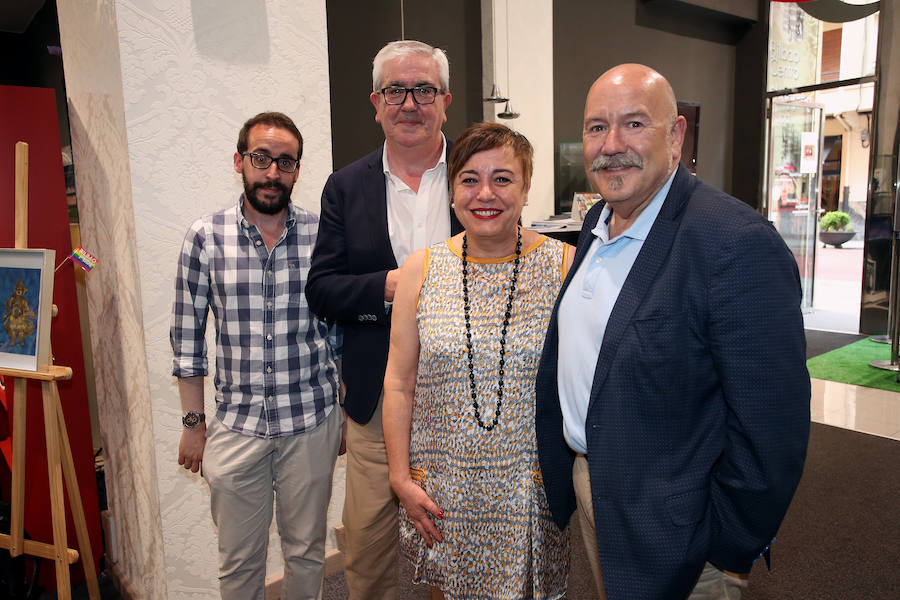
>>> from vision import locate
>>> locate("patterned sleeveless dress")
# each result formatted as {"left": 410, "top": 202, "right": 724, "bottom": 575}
{"left": 400, "top": 235, "right": 570, "bottom": 599}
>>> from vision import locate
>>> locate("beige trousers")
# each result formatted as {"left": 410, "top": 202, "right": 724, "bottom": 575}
{"left": 572, "top": 454, "right": 746, "bottom": 600}
{"left": 203, "top": 406, "right": 342, "bottom": 600}
{"left": 342, "top": 398, "right": 400, "bottom": 599}
{"left": 573, "top": 454, "right": 607, "bottom": 599}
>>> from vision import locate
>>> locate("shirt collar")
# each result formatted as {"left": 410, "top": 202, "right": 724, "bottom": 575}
{"left": 382, "top": 133, "right": 447, "bottom": 175}
{"left": 237, "top": 194, "right": 297, "bottom": 231}
{"left": 592, "top": 168, "right": 678, "bottom": 243}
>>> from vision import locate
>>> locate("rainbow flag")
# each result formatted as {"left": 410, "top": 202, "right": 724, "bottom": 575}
{"left": 71, "top": 246, "right": 98, "bottom": 272}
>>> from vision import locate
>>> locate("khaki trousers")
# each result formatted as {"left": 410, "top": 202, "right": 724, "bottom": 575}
{"left": 573, "top": 454, "right": 607, "bottom": 599}
{"left": 342, "top": 398, "right": 400, "bottom": 599}
{"left": 203, "top": 407, "right": 342, "bottom": 600}
{"left": 573, "top": 454, "right": 746, "bottom": 600}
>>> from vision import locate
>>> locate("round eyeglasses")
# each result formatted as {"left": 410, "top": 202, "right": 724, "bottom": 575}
{"left": 379, "top": 86, "right": 443, "bottom": 105}
{"left": 242, "top": 152, "right": 299, "bottom": 173}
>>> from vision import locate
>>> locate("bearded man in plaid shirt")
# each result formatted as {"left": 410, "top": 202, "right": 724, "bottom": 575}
{"left": 170, "top": 112, "right": 343, "bottom": 600}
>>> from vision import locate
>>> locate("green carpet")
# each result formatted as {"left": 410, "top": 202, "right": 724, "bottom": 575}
{"left": 806, "top": 338, "right": 900, "bottom": 392}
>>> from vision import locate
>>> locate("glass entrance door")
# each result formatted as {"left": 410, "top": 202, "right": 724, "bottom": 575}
{"left": 766, "top": 98, "right": 825, "bottom": 311}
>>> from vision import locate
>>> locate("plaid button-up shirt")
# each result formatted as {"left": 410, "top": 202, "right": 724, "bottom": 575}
{"left": 170, "top": 197, "right": 337, "bottom": 438}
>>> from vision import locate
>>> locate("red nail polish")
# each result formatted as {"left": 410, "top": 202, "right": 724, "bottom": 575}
{"left": 438, "top": 511, "right": 444, "bottom": 519}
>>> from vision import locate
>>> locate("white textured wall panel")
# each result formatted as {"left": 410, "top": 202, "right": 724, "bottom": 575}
{"left": 58, "top": 1, "right": 333, "bottom": 596}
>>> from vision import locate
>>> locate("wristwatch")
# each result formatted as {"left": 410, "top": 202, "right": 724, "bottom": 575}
{"left": 182, "top": 411, "right": 206, "bottom": 430}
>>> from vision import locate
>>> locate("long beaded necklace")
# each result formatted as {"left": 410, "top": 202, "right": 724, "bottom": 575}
{"left": 461, "top": 227, "right": 522, "bottom": 430}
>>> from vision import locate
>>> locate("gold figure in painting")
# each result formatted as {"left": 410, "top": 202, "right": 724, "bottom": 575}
{"left": 3, "top": 278, "right": 36, "bottom": 347}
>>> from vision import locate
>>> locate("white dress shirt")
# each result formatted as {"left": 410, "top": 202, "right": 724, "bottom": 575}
{"left": 382, "top": 135, "right": 452, "bottom": 268}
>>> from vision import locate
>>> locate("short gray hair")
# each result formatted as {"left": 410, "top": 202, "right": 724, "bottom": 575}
{"left": 372, "top": 40, "right": 450, "bottom": 92}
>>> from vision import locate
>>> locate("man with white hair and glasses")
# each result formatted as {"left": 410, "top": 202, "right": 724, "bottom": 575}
{"left": 306, "top": 40, "right": 462, "bottom": 598}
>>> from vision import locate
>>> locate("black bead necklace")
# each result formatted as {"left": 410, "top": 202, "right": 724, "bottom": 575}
{"left": 461, "top": 227, "right": 522, "bottom": 431}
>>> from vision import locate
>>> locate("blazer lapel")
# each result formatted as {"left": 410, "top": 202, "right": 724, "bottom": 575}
{"left": 363, "top": 150, "right": 398, "bottom": 269}
{"left": 558, "top": 201, "right": 605, "bottom": 304}
{"left": 588, "top": 166, "right": 694, "bottom": 403}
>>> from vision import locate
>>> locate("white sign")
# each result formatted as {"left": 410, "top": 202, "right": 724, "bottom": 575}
{"left": 800, "top": 131, "right": 819, "bottom": 174}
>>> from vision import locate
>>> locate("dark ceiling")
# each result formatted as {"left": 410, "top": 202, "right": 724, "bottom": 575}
{"left": 0, "top": 1, "right": 46, "bottom": 34}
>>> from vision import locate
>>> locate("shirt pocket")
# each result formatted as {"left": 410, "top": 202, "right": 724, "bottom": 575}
{"left": 627, "top": 312, "right": 689, "bottom": 416}
{"left": 275, "top": 260, "right": 308, "bottom": 310}
{"left": 630, "top": 311, "right": 687, "bottom": 371}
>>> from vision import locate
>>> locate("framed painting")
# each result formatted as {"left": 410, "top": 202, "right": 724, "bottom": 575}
{"left": 572, "top": 193, "right": 602, "bottom": 221}
{"left": 0, "top": 248, "right": 55, "bottom": 372}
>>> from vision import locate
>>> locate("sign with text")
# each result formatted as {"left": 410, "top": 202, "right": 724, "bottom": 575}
{"left": 768, "top": 2, "right": 820, "bottom": 92}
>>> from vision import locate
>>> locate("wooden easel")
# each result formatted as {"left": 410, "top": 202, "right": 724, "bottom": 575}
{"left": 0, "top": 142, "right": 99, "bottom": 599}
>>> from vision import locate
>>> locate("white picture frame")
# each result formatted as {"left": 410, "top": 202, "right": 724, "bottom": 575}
{"left": 0, "top": 248, "right": 56, "bottom": 372}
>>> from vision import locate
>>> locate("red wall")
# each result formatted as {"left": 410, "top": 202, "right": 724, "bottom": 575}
{"left": 0, "top": 84, "right": 103, "bottom": 587}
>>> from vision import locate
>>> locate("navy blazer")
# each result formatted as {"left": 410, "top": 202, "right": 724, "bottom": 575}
{"left": 306, "top": 145, "right": 462, "bottom": 425}
{"left": 535, "top": 165, "right": 810, "bottom": 599}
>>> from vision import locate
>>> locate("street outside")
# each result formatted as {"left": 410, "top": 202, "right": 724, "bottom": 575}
{"left": 805, "top": 238, "right": 863, "bottom": 333}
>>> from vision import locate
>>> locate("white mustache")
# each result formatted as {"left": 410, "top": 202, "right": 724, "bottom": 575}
{"left": 591, "top": 153, "right": 642, "bottom": 171}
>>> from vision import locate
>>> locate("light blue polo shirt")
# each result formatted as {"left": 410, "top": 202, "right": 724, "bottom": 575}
{"left": 557, "top": 170, "right": 677, "bottom": 454}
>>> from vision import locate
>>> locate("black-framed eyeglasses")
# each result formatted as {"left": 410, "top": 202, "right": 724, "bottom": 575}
{"left": 242, "top": 152, "right": 300, "bottom": 173}
{"left": 379, "top": 86, "right": 443, "bottom": 105}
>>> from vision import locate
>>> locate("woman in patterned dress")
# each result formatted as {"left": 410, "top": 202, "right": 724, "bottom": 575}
{"left": 383, "top": 122, "right": 576, "bottom": 599}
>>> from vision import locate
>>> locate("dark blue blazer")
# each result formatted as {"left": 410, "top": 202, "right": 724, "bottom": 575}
{"left": 306, "top": 145, "right": 461, "bottom": 425}
{"left": 535, "top": 165, "right": 810, "bottom": 599}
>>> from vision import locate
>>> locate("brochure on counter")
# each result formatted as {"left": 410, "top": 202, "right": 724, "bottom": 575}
{"left": 530, "top": 216, "right": 583, "bottom": 232}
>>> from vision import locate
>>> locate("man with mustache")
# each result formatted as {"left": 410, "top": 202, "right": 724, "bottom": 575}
{"left": 536, "top": 64, "right": 810, "bottom": 599}
{"left": 171, "top": 112, "right": 343, "bottom": 599}
{"left": 306, "top": 40, "right": 462, "bottom": 598}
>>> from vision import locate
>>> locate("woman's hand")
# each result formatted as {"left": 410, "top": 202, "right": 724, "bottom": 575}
{"left": 393, "top": 479, "right": 444, "bottom": 548}
{"left": 383, "top": 250, "right": 441, "bottom": 546}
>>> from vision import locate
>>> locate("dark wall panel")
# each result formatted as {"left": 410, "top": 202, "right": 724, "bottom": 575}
{"left": 405, "top": 1, "right": 483, "bottom": 145}
{"left": 326, "top": 0, "right": 481, "bottom": 172}
{"left": 553, "top": 0, "right": 739, "bottom": 202}
{"left": 730, "top": 0, "right": 768, "bottom": 210}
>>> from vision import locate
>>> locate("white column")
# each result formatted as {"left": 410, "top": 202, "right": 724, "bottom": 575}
{"left": 57, "top": 1, "right": 333, "bottom": 597}
{"left": 485, "top": 0, "right": 555, "bottom": 225}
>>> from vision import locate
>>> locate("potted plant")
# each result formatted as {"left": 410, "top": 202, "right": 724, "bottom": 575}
{"left": 818, "top": 211, "right": 856, "bottom": 248}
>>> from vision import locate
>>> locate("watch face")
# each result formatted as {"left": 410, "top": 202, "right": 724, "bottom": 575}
{"left": 183, "top": 412, "right": 203, "bottom": 428}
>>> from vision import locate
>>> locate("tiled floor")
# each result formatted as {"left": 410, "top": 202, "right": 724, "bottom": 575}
{"left": 811, "top": 377, "right": 900, "bottom": 441}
